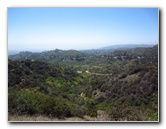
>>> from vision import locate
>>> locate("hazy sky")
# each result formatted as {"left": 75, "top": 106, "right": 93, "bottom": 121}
{"left": 8, "top": 8, "right": 158, "bottom": 51}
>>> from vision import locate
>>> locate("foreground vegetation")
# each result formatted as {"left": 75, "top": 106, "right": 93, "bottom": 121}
{"left": 8, "top": 45, "right": 158, "bottom": 121}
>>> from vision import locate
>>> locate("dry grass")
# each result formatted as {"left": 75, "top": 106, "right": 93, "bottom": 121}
{"left": 122, "top": 73, "right": 139, "bottom": 83}
{"left": 8, "top": 112, "right": 111, "bottom": 122}
{"left": 8, "top": 115, "right": 93, "bottom": 122}
{"left": 8, "top": 115, "right": 62, "bottom": 122}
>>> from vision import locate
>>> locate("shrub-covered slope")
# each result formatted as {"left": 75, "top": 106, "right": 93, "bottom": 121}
{"left": 8, "top": 45, "right": 158, "bottom": 121}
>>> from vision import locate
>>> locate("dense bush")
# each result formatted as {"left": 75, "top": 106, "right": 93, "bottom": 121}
{"left": 8, "top": 88, "right": 86, "bottom": 118}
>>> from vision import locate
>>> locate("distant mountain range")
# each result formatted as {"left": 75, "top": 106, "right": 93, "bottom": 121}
{"left": 8, "top": 44, "right": 158, "bottom": 68}
{"left": 8, "top": 44, "right": 157, "bottom": 56}
{"left": 80, "top": 44, "right": 156, "bottom": 55}
{"left": 101, "top": 44, "right": 155, "bottom": 49}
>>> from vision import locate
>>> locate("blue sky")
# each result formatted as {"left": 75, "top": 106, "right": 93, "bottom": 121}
{"left": 8, "top": 8, "right": 158, "bottom": 51}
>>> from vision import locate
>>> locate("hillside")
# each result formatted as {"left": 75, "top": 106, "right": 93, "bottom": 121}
{"left": 105, "top": 44, "right": 158, "bottom": 65}
{"left": 8, "top": 45, "right": 158, "bottom": 73}
{"left": 80, "top": 44, "right": 155, "bottom": 55}
{"left": 8, "top": 60, "right": 88, "bottom": 118}
{"left": 8, "top": 45, "right": 158, "bottom": 121}
{"left": 8, "top": 49, "right": 89, "bottom": 63}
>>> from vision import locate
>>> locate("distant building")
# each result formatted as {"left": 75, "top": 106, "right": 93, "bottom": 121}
{"left": 85, "top": 70, "right": 90, "bottom": 73}
{"left": 137, "top": 56, "right": 141, "bottom": 59}
{"left": 77, "top": 71, "right": 82, "bottom": 73}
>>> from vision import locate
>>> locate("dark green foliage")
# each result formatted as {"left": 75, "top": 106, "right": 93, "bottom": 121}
{"left": 36, "top": 96, "right": 74, "bottom": 118}
{"left": 8, "top": 88, "right": 86, "bottom": 118}
{"left": 8, "top": 88, "right": 45, "bottom": 115}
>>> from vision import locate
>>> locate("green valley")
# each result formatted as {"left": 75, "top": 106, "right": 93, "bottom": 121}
{"left": 8, "top": 44, "right": 159, "bottom": 121}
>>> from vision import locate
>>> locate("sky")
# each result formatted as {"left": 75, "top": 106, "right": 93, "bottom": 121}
{"left": 8, "top": 8, "right": 158, "bottom": 51}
